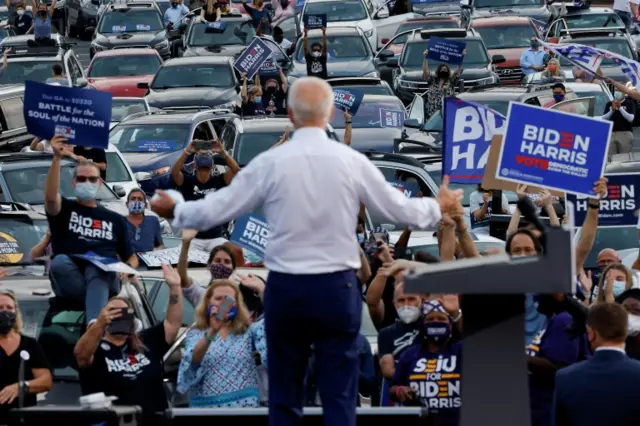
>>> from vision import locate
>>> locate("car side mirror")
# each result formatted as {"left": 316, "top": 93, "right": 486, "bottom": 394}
{"left": 75, "top": 77, "right": 88, "bottom": 88}
{"left": 134, "top": 171, "right": 152, "bottom": 182}
{"left": 375, "top": 8, "right": 389, "bottom": 19}
{"left": 404, "top": 118, "right": 421, "bottom": 128}
{"left": 385, "top": 57, "right": 399, "bottom": 67}
{"left": 137, "top": 82, "right": 150, "bottom": 89}
{"left": 378, "top": 48, "right": 394, "bottom": 60}
{"left": 491, "top": 54, "right": 506, "bottom": 64}
{"left": 112, "top": 185, "right": 126, "bottom": 198}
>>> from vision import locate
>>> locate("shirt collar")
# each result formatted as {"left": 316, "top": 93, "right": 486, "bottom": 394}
{"left": 595, "top": 346, "right": 626, "bottom": 355}
{"left": 290, "top": 126, "right": 329, "bottom": 143}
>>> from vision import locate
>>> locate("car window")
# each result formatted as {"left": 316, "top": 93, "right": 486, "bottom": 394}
{"left": 88, "top": 54, "right": 162, "bottom": 78}
{"left": 220, "top": 124, "right": 237, "bottom": 154}
{"left": 423, "top": 99, "right": 510, "bottom": 132}
{"left": 105, "top": 151, "right": 132, "bottom": 183}
{"left": 573, "top": 90, "right": 609, "bottom": 115}
{"left": 296, "top": 35, "right": 369, "bottom": 60}
{"left": 109, "top": 124, "right": 191, "bottom": 152}
{"left": 236, "top": 131, "right": 284, "bottom": 165}
{"left": 583, "top": 227, "right": 639, "bottom": 268}
{"left": 564, "top": 13, "right": 623, "bottom": 29}
{"left": 473, "top": 24, "right": 535, "bottom": 49}
{"left": 304, "top": 0, "right": 367, "bottom": 22}
{"left": 0, "top": 61, "right": 59, "bottom": 85}
{"left": 0, "top": 217, "right": 48, "bottom": 265}
{"left": 472, "top": 0, "right": 543, "bottom": 8}
{"left": 0, "top": 97, "right": 25, "bottom": 129}
{"left": 98, "top": 9, "right": 164, "bottom": 33}
{"left": 330, "top": 99, "right": 405, "bottom": 128}
{"left": 550, "top": 98, "right": 591, "bottom": 116}
{"left": 277, "top": 15, "right": 298, "bottom": 41}
{"left": 188, "top": 21, "right": 256, "bottom": 46}
{"left": 395, "top": 20, "right": 459, "bottom": 40}
{"left": 152, "top": 64, "right": 234, "bottom": 89}
{"left": 557, "top": 39, "right": 633, "bottom": 67}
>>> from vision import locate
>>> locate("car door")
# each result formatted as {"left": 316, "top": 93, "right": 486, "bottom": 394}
{"left": 0, "top": 95, "right": 31, "bottom": 150}
{"left": 276, "top": 14, "right": 300, "bottom": 46}
{"left": 371, "top": 0, "right": 421, "bottom": 50}
{"left": 259, "top": 36, "right": 293, "bottom": 74}
{"left": 374, "top": 30, "right": 411, "bottom": 86}
{"left": 405, "top": 94, "right": 425, "bottom": 128}
{"left": 549, "top": 97, "right": 595, "bottom": 117}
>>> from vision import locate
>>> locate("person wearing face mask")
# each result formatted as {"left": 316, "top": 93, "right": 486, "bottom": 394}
{"left": 543, "top": 82, "right": 571, "bottom": 109}
{"left": 125, "top": 189, "right": 164, "bottom": 254}
{"left": 541, "top": 58, "right": 564, "bottom": 82}
{"left": 303, "top": 26, "right": 328, "bottom": 79}
{"left": 594, "top": 264, "right": 634, "bottom": 304}
{"left": 74, "top": 265, "right": 182, "bottom": 422}
{"left": 589, "top": 248, "right": 622, "bottom": 302}
{"left": 421, "top": 49, "right": 464, "bottom": 120}
{"left": 602, "top": 87, "right": 636, "bottom": 155}
{"left": 273, "top": 25, "right": 293, "bottom": 54}
{"left": 389, "top": 299, "right": 462, "bottom": 425}
{"left": 616, "top": 289, "right": 640, "bottom": 359}
{"left": 242, "top": 0, "right": 271, "bottom": 35}
{"left": 45, "top": 136, "right": 137, "bottom": 323}
{"left": 177, "top": 279, "right": 267, "bottom": 407}
{"left": 272, "top": 0, "right": 294, "bottom": 27}
{"left": 12, "top": 4, "right": 32, "bottom": 35}
{"left": 164, "top": 0, "right": 189, "bottom": 28}
{"left": 241, "top": 72, "right": 266, "bottom": 116}
{"left": 259, "top": 71, "right": 288, "bottom": 116}
{"left": 552, "top": 303, "right": 640, "bottom": 426}
{"left": 520, "top": 37, "right": 546, "bottom": 76}
{"left": 26, "top": 0, "right": 57, "bottom": 47}
{"left": 0, "top": 290, "right": 52, "bottom": 424}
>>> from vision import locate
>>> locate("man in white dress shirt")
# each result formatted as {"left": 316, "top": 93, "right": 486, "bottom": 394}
{"left": 151, "top": 77, "right": 462, "bottom": 426}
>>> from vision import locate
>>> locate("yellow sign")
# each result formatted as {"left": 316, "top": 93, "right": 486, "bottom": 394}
{"left": 0, "top": 232, "right": 23, "bottom": 264}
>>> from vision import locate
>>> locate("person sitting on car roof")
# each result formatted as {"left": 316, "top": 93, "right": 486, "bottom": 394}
{"left": 421, "top": 48, "right": 465, "bottom": 121}
{"left": 242, "top": 0, "right": 271, "bottom": 36}
{"left": 271, "top": 0, "right": 294, "bottom": 27}
{"left": 26, "top": 0, "right": 56, "bottom": 47}
{"left": 12, "top": 3, "right": 32, "bottom": 36}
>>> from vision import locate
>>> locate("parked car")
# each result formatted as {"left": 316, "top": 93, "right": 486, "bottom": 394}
{"left": 86, "top": 48, "right": 163, "bottom": 97}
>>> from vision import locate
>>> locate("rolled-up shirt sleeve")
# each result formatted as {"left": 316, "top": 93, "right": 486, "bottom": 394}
{"left": 354, "top": 154, "right": 442, "bottom": 229}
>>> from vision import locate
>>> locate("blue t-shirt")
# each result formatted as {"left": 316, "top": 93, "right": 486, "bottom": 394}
{"left": 34, "top": 15, "right": 51, "bottom": 38}
{"left": 391, "top": 341, "right": 462, "bottom": 426}
{"left": 126, "top": 216, "right": 163, "bottom": 253}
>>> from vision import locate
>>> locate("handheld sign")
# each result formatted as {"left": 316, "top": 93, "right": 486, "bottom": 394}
{"left": 304, "top": 14, "right": 326, "bottom": 29}
{"left": 259, "top": 57, "right": 279, "bottom": 76}
{"left": 333, "top": 89, "right": 363, "bottom": 115}
{"left": 442, "top": 97, "right": 506, "bottom": 184}
{"left": 388, "top": 180, "right": 419, "bottom": 197}
{"left": 427, "top": 36, "right": 466, "bottom": 65}
{"left": 24, "top": 80, "right": 113, "bottom": 149}
{"left": 72, "top": 252, "right": 139, "bottom": 275}
{"left": 230, "top": 213, "right": 270, "bottom": 258}
{"left": 566, "top": 173, "right": 639, "bottom": 227}
{"left": 138, "top": 246, "right": 211, "bottom": 267}
{"left": 234, "top": 38, "right": 274, "bottom": 80}
{"left": 496, "top": 102, "right": 612, "bottom": 198}
{"left": 205, "top": 21, "right": 226, "bottom": 32}
{"left": 380, "top": 109, "right": 405, "bottom": 128}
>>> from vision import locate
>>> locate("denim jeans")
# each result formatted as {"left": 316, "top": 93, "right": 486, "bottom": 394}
{"left": 615, "top": 10, "right": 632, "bottom": 29}
{"left": 49, "top": 255, "right": 120, "bottom": 321}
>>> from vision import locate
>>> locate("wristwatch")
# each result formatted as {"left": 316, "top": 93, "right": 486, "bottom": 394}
{"left": 20, "top": 381, "right": 30, "bottom": 394}
{"left": 451, "top": 309, "right": 463, "bottom": 322}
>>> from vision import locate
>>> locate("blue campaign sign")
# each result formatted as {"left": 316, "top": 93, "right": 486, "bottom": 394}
{"left": 230, "top": 213, "right": 270, "bottom": 258}
{"left": 496, "top": 103, "right": 612, "bottom": 197}
{"left": 24, "top": 80, "right": 113, "bottom": 149}
{"left": 442, "top": 97, "right": 506, "bottom": 184}
{"left": 112, "top": 25, "right": 126, "bottom": 32}
{"left": 333, "top": 89, "right": 363, "bottom": 115}
{"left": 259, "top": 57, "right": 279, "bottom": 76}
{"left": 380, "top": 109, "right": 405, "bottom": 128}
{"left": 205, "top": 21, "right": 226, "bottom": 32}
{"left": 136, "top": 140, "right": 176, "bottom": 152}
{"left": 304, "top": 14, "right": 326, "bottom": 29}
{"left": 136, "top": 24, "right": 151, "bottom": 31}
{"left": 566, "top": 173, "right": 640, "bottom": 227}
{"left": 234, "top": 38, "right": 274, "bottom": 80}
{"left": 388, "top": 180, "right": 420, "bottom": 197}
{"left": 427, "top": 36, "right": 466, "bottom": 65}
{"left": 72, "top": 251, "right": 139, "bottom": 275}
{"left": 296, "top": 0, "right": 305, "bottom": 9}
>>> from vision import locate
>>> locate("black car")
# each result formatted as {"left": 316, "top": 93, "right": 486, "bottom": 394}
{"left": 179, "top": 14, "right": 256, "bottom": 57}
{"left": 219, "top": 116, "right": 340, "bottom": 166}
{"left": 90, "top": 1, "right": 170, "bottom": 60}
{"left": 288, "top": 26, "right": 378, "bottom": 79}
{"left": 377, "top": 28, "right": 504, "bottom": 104}
{"left": 139, "top": 56, "right": 241, "bottom": 109}
{"left": 65, "top": 0, "right": 99, "bottom": 39}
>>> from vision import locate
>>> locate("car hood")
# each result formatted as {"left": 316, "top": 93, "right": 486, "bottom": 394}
{"left": 412, "top": 2, "right": 459, "bottom": 14}
{"left": 291, "top": 58, "right": 375, "bottom": 78}
{"left": 87, "top": 75, "right": 153, "bottom": 96}
{"left": 95, "top": 31, "right": 166, "bottom": 47}
{"left": 122, "top": 152, "right": 176, "bottom": 172}
{"left": 401, "top": 68, "right": 490, "bottom": 81}
{"left": 488, "top": 47, "right": 526, "bottom": 67}
{"left": 146, "top": 86, "right": 239, "bottom": 108}
{"left": 182, "top": 45, "right": 247, "bottom": 57}
{"left": 334, "top": 127, "right": 401, "bottom": 152}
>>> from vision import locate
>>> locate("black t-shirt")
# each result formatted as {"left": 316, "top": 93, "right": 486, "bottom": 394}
{"left": 73, "top": 147, "right": 107, "bottom": 181}
{"left": 305, "top": 53, "right": 328, "bottom": 79}
{"left": 378, "top": 320, "right": 422, "bottom": 359}
{"left": 178, "top": 173, "right": 228, "bottom": 239}
{"left": 0, "top": 335, "right": 51, "bottom": 424}
{"left": 47, "top": 197, "right": 134, "bottom": 260}
{"left": 242, "top": 100, "right": 266, "bottom": 116}
{"left": 14, "top": 14, "right": 32, "bottom": 35}
{"left": 263, "top": 90, "right": 286, "bottom": 116}
{"left": 79, "top": 323, "right": 170, "bottom": 414}
{"left": 604, "top": 98, "right": 636, "bottom": 132}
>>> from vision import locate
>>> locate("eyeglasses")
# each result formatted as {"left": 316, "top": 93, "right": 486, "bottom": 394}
{"left": 76, "top": 176, "right": 100, "bottom": 183}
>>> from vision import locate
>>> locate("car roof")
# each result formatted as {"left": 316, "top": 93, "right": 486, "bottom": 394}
{"left": 458, "top": 88, "right": 526, "bottom": 102}
{"left": 2, "top": 33, "right": 63, "bottom": 44}
{"left": 409, "top": 29, "right": 478, "bottom": 42}
{"left": 92, "top": 48, "right": 160, "bottom": 58}
{"left": 403, "top": 16, "right": 459, "bottom": 23}
{"left": 562, "top": 82, "right": 605, "bottom": 92}
{"left": 0, "top": 276, "right": 54, "bottom": 301}
{"left": 565, "top": 6, "right": 616, "bottom": 15}
{"left": 471, "top": 16, "right": 533, "bottom": 26}
{"left": 605, "top": 152, "right": 640, "bottom": 173}
{"left": 0, "top": 85, "right": 25, "bottom": 95}
{"left": 239, "top": 117, "right": 293, "bottom": 132}
{"left": 192, "top": 14, "right": 248, "bottom": 23}
{"left": 0, "top": 153, "right": 76, "bottom": 169}
{"left": 162, "top": 56, "right": 234, "bottom": 66}
{"left": 305, "top": 27, "right": 362, "bottom": 36}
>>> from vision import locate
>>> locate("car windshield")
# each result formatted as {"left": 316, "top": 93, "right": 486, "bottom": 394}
{"left": 0, "top": 61, "right": 59, "bottom": 84}
{"left": 188, "top": 21, "right": 256, "bottom": 46}
{"left": 331, "top": 99, "right": 405, "bottom": 128}
{"left": 583, "top": 226, "right": 638, "bottom": 267}
{"left": 329, "top": 84, "right": 392, "bottom": 96}
{"left": 422, "top": 99, "right": 510, "bottom": 132}
{"left": 473, "top": 24, "right": 534, "bottom": 49}
{"left": 402, "top": 40, "right": 489, "bottom": 68}
{"left": 558, "top": 39, "right": 633, "bottom": 67}
{"left": 109, "top": 124, "right": 191, "bottom": 152}
{"left": 304, "top": 0, "right": 367, "bottom": 22}
{"left": 111, "top": 99, "right": 149, "bottom": 122}
{"left": 88, "top": 54, "right": 162, "bottom": 77}
{"left": 236, "top": 131, "right": 285, "bottom": 165}
{"left": 0, "top": 217, "right": 48, "bottom": 265}
{"left": 428, "top": 170, "right": 518, "bottom": 206}
{"left": 564, "top": 13, "right": 624, "bottom": 29}
{"left": 473, "top": 0, "right": 543, "bottom": 8}
{"left": 151, "top": 64, "right": 234, "bottom": 88}
{"left": 3, "top": 165, "right": 118, "bottom": 204}
{"left": 98, "top": 9, "right": 164, "bottom": 33}
{"left": 296, "top": 35, "right": 369, "bottom": 60}
{"left": 395, "top": 20, "right": 459, "bottom": 39}
{"left": 105, "top": 151, "right": 132, "bottom": 183}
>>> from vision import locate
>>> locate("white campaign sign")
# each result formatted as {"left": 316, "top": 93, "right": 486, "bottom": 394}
{"left": 138, "top": 247, "right": 211, "bottom": 267}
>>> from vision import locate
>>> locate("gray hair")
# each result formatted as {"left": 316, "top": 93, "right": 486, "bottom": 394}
{"left": 287, "top": 77, "right": 334, "bottom": 125}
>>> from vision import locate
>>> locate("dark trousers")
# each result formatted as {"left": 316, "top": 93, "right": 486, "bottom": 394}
{"left": 264, "top": 270, "right": 362, "bottom": 426}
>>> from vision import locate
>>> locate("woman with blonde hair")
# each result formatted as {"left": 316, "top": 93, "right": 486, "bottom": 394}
{"left": 177, "top": 279, "right": 267, "bottom": 407}
{"left": 595, "top": 263, "right": 634, "bottom": 303}
{"left": 0, "top": 289, "right": 52, "bottom": 423}
{"left": 541, "top": 58, "right": 564, "bottom": 82}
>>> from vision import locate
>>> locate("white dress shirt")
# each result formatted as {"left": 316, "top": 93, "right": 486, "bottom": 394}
{"left": 172, "top": 127, "right": 442, "bottom": 274}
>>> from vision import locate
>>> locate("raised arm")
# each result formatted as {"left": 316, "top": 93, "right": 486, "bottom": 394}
{"left": 171, "top": 141, "right": 196, "bottom": 186}
{"left": 161, "top": 264, "right": 183, "bottom": 345}
{"left": 49, "top": 0, "right": 57, "bottom": 17}
{"left": 575, "top": 178, "right": 607, "bottom": 272}
{"left": 422, "top": 49, "right": 429, "bottom": 81}
{"left": 241, "top": 72, "right": 248, "bottom": 103}
{"left": 45, "top": 136, "right": 68, "bottom": 216}
{"left": 321, "top": 26, "right": 327, "bottom": 57}
{"left": 303, "top": 27, "right": 309, "bottom": 56}
{"left": 74, "top": 306, "right": 123, "bottom": 368}
{"left": 343, "top": 109, "right": 352, "bottom": 146}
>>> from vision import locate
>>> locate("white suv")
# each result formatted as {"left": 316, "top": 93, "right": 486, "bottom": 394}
{"left": 301, "top": 0, "right": 377, "bottom": 49}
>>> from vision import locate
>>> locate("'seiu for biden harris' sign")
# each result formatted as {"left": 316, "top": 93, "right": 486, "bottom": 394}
{"left": 23, "top": 80, "right": 113, "bottom": 148}
{"left": 496, "top": 102, "right": 612, "bottom": 197}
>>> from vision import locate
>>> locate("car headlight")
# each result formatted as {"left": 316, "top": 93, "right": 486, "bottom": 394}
{"left": 398, "top": 79, "right": 419, "bottom": 89}
{"left": 91, "top": 42, "right": 105, "bottom": 51}
{"left": 363, "top": 28, "right": 373, "bottom": 38}
{"left": 473, "top": 75, "right": 496, "bottom": 85}
{"left": 155, "top": 39, "right": 169, "bottom": 50}
{"left": 362, "top": 71, "right": 379, "bottom": 78}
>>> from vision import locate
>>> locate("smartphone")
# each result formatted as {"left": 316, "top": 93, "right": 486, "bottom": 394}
{"left": 109, "top": 308, "right": 134, "bottom": 335}
{"left": 216, "top": 295, "right": 236, "bottom": 321}
{"left": 193, "top": 140, "right": 213, "bottom": 151}
{"left": 373, "top": 232, "right": 389, "bottom": 245}
{"left": 364, "top": 234, "right": 377, "bottom": 256}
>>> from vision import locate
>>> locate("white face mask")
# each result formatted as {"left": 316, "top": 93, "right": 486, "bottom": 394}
{"left": 397, "top": 306, "right": 421, "bottom": 324}
{"left": 17, "top": 9, "right": 24, "bottom": 16}
{"left": 628, "top": 314, "right": 640, "bottom": 336}
{"left": 311, "top": 51, "right": 322, "bottom": 58}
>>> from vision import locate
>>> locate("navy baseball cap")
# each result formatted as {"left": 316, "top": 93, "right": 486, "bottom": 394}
{"left": 195, "top": 155, "right": 213, "bottom": 169}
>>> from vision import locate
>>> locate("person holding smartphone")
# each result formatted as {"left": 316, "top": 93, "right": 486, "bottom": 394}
{"left": 177, "top": 279, "right": 267, "bottom": 407}
{"left": 170, "top": 139, "right": 241, "bottom": 252}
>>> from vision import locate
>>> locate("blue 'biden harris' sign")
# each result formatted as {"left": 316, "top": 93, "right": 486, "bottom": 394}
{"left": 333, "top": 89, "right": 363, "bottom": 115}
{"left": 23, "top": 80, "right": 113, "bottom": 149}
{"left": 234, "top": 38, "right": 274, "bottom": 80}
{"left": 496, "top": 103, "right": 612, "bottom": 197}
{"left": 230, "top": 213, "right": 270, "bottom": 258}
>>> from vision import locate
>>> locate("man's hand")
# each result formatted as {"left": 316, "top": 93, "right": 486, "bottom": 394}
{"left": 212, "top": 138, "right": 225, "bottom": 155}
{"left": 185, "top": 140, "right": 198, "bottom": 155}
{"left": 436, "top": 176, "right": 463, "bottom": 214}
{"left": 593, "top": 177, "right": 608, "bottom": 199}
{"left": 0, "top": 383, "right": 19, "bottom": 405}
{"left": 50, "top": 135, "right": 69, "bottom": 158}
{"left": 151, "top": 190, "right": 177, "bottom": 219}
{"left": 516, "top": 183, "right": 528, "bottom": 200}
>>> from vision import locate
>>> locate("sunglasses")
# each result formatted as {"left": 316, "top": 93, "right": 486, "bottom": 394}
{"left": 76, "top": 176, "right": 100, "bottom": 183}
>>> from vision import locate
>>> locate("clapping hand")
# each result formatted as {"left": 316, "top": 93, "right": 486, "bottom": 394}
{"left": 537, "top": 189, "right": 553, "bottom": 208}
{"left": 437, "top": 176, "right": 463, "bottom": 215}
{"left": 592, "top": 177, "right": 608, "bottom": 199}
{"left": 162, "top": 264, "right": 181, "bottom": 287}
{"left": 516, "top": 183, "right": 528, "bottom": 200}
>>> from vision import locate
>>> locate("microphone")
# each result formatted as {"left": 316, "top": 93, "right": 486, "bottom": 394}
{"left": 18, "top": 350, "right": 29, "bottom": 410}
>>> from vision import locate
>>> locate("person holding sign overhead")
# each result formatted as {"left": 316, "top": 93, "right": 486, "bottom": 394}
{"left": 304, "top": 26, "right": 328, "bottom": 79}
{"left": 26, "top": 0, "right": 56, "bottom": 47}
{"left": 241, "top": 72, "right": 266, "bottom": 116}
{"left": 421, "top": 48, "right": 464, "bottom": 120}
{"left": 242, "top": 0, "right": 272, "bottom": 35}
{"left": 45, "top": 135, "right": 138, "bottom": 323}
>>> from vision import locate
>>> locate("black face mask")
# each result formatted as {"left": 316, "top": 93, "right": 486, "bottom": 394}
{"left": 0, "top": 311, "right": 16, "bottom": 335}
{"left": 438, "top": 70, "right": 449, "bottom": 79}
{"left": 39, "top": 10, "right": 47, "bottom": 16}
{"left": 171, "top": 2, "right": 178, "bottom": 6}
